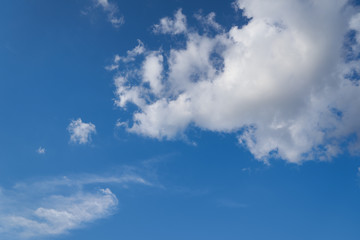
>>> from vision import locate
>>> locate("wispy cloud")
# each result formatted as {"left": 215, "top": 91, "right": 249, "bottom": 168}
{"left": 82, "top": 0, "right": 124, "bottom": 28}
{"left": 0, "top": 189, "right": 117, "bottom": 238}
{"left": 68, "top": 118, "right": 96, "bottom": 144}
{"left": 105, "top": 39, "right": 145, "bottom": 71}
{"left": 95, "top": 0, "right": 124, "bottom": 28}
{"left": 194, "top": 11, "right": 223, "bottom": 32}
{"left": 0, "top": 172, "right": 151, "bottom": 239}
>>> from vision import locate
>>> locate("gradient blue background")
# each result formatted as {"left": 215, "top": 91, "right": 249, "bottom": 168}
{"left": 1, "top": 0, "right": 360, "bottom": 239}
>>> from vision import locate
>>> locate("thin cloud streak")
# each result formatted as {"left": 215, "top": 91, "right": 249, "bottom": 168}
{"left": 0, "top": 171, "right": 151, "bottom": 239}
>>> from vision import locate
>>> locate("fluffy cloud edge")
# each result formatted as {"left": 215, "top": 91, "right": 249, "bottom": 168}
{"left": 68, "top": 118, "right": 96, "bottom": 144}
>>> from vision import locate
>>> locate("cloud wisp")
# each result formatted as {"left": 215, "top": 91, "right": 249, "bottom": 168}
{"left": 0, "top": 172, "right": 151, "bottom": 239}
{"left": 194, "top": 11, "right": 224, "bottom": 32}
{"left": 95, "top": 0, "right": 124, "bottom": 28}
{"left": 82, "top": 0, "right": 124, "bottom": 28}
{"left": 110, "top": 1, "right": 360, "bottom": 164}
{"left": 105, "top": 39, "right": 145, "bottom": 71}
{"left": 68, "top": 118, "right": 96, "bottom": 144}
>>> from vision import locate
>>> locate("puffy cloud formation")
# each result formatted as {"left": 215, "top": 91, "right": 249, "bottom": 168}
{"left": 0, "top": 173, "right": 150, "bottom": 239}
{"left": 68, "top": 118, "right": 96, "bottom": 144}
{"left": 153, "top": 9, "right": 187, "bottom": 35}
{"left": 112, "top": 1, "right": 360, "bottom": 163}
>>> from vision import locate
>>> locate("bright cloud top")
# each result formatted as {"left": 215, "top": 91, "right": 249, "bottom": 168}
{"left": 0, "top": 173, "right": 150, "bottom": 239}
{"left": 68, "top": 118, "right": 96, "bottom": 144}
{"left": 111, "top": 0, "right": 360, "bottom": 163}
{"left": 153, "top": 9, "right": 187, "bottom": 35}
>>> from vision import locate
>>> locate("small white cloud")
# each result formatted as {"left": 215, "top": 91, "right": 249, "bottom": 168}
{"left": 105, "top": 64, "right": 119, "bottom": 71}
{"left": 37, "top": 147, "right": 46, "bottom": 154}
{"left": 115, "top": 120, "right": 128, "bottom": 128}
{"left": 153, "top": 9, "right": 187, "bottom": 35}
{"left": 68, "top": 118, "right": 96, "bottom": 144}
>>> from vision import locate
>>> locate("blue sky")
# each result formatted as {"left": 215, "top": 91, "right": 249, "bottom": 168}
{"left": 1, "top": 0, "right": 360, "bottom": 239}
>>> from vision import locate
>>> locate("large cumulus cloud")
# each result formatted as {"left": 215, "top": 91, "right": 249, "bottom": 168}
{"left": 110, "top": 0, "right": 360, "bottom": 163}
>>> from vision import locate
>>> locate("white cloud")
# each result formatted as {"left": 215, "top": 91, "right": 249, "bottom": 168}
{"left": 0, "top": 172, "right": 150, "bottom": 239}
{"left": 68, "top": 118, "right": 96, "bottom": 144}
{"left": 95, "top": 0, "right": 124, "bottom": 28}
{"left": 111, "top": 1, "right": 360, "bottom": 163}
{"left": 36, "top": 147, "right": 45, "bottom": 154}
{"left": 153, "top": 9, "right": 187, "bottom": 35}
